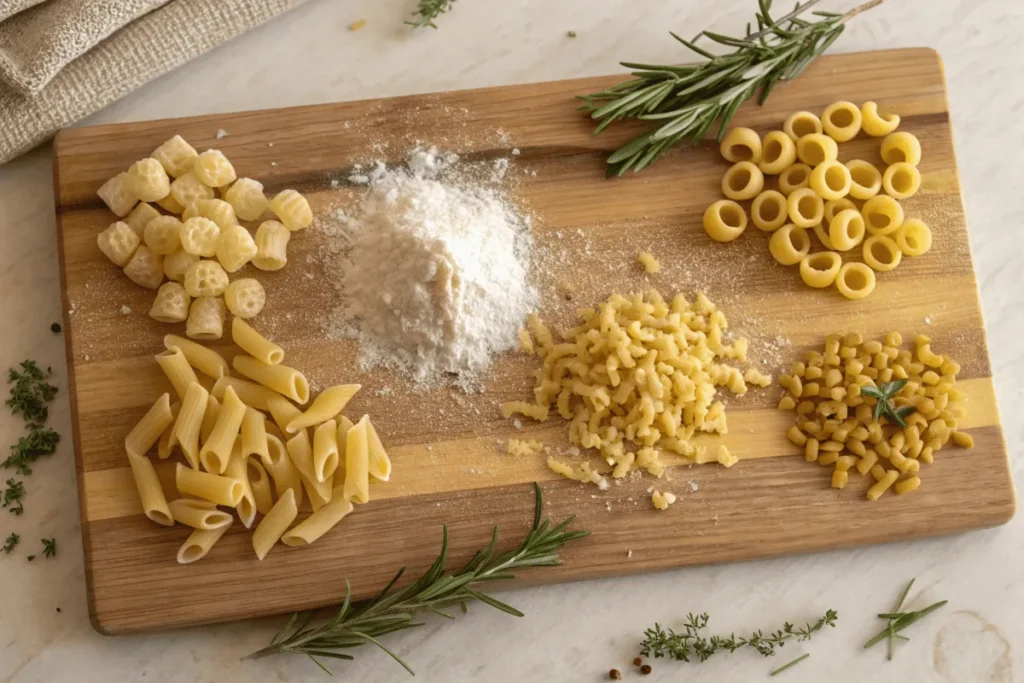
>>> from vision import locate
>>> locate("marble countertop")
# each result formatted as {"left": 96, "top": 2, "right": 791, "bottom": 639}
{"left": 1, "top": 0, "right": 1022, "bottom": 681}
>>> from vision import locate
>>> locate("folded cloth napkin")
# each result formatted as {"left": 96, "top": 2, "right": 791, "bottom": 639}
{"left": 0, "top": 0, "right": 305, "bottom": 165}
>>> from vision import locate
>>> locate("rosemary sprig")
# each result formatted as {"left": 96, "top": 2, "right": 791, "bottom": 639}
{"left": 859, "top": 378, "right": 917, "bottom": 428}
{"left": 770, "top": 652, "right": 809, "bottom": 676}
{"left": 578, "top": 0, "right": 882, "bottom": 176}
{"left": 244, "top": 483, "right": 588, "bottom": 675}
{"left": 864, "top": 579, "right": 946, "bottom": 659}
{"left": 406, "top": 0, "right": 457, "bottom": 29}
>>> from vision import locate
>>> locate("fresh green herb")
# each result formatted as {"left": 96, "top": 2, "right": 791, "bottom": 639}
{"left": 864, "top": 579, "right": 946, "bottom": 659}
{"left": 406, "top": 0, "right": 457, "bottom": 29}
{"left": 568, "top": 30, "right": 577, "bottom": 38}
{"left": 859, "top": 378, "right": 917, "bottom": 428}
{"left": 6, "top": 360, "right": 57, "bottom": 423}
{"left": 578, "top": 0, "right": 882, "bottom": 176}
{"left": 244, "top": 483, "right": 588, "bottom": 675}
{"left": 26, "top": 554, "right": 34, "bottom": 561}
{"left": 770, "top": 653, "right": 810, "bottom": 676}
{"left": 4, "top": 423, "right": 60, "bottom": 475}
{"left": 640, "top": 609, "right": 837, "bottom": 663}
{"left": 2, "top": 478, "right": 24, "bottom": 515}
{"left": 2, "top": 532, "right": 19, "bottom": 553}
{"left": 42, "top": 537, "right": 57, "bottom": 558}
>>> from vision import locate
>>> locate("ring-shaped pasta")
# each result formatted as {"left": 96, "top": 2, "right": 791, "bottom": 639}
{"left": 895, "top": 218, "right": 933, "bottom": 256}
{"left": 750, "top": 190, "right": 788, "bottom": 232}
{"left": 845, "top": 160, "right": 882, "bottom": 200}
{"left": 862, "top": 195, "right": 905, "bottom": 236}
{"left": 778, "top": 163, "right": 812, "bottom": 195}
{"left": 836, "top": 262, "right": 877, "bottom": 300}
{"left": 783, "top": 111, "right": 823, "bottom": 142}
{"left": 768, "top": 224, "right": 811, "bottom": 266}
{"left": 824, "top": 197, "right": 857, "bottom": 225}
{"left": 822, "top": 101, "right": 862, "bottom": 142}
{"left": 812, "top": 222, "right": 834, "bottom": 249}
{"left": 721, "top": 161, "right": 764, "bottom": 200}
{"left": 720, "top": 127, "right": 762, "bottom": 163}
{"left": 828, "top": 209, "right": 866, "bottom": 251}
{"left": 863, "top": 235, "right": 903, "bottom": 272}
{"left": 882, "top": 162, "right": 921, "bottom": 200}
{"left": 799, "top": 251, "right": 842, "bottom": 288}
{"left": 758, "top": 131, "right": 797, "bottom": 175}
{"left": 703, "top": 199, "right": 748, "bottom": 242}
{"left": 809, "top": 160, "right": 852, "bottom": 201}
{"left": 861, "top": 102, "right": 900, "bottom": 137}
{"left": 786, "top": 187, "right": 824, "bottom": 228}
{"left": 880, "top": 131, "right": 922, "bottom": 166}
{"left": 796, "top": 133, "right": 839, "bottom": 167}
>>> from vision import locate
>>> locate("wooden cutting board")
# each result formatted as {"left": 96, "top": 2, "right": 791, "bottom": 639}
{"left": 53, "top": 47, "right": 1015, "bottom": 635}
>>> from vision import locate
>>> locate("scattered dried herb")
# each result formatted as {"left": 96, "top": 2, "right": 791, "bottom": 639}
{"left": 2, "top": 532, "right": 18, "bottom": 553}
{"left": 4, "top": 424, "right": 60, "bottom": 475}
{"left": 2, "top": 479, "right": 24, "bottom": 515}
{"left": 407, "top": 0, "right": 457, "bottom": 29}
{"left": 6, "top": 360, "right": 57, "bottom": 423}
{"left": 42, "top": 537, "right": 57, "bottom": 558}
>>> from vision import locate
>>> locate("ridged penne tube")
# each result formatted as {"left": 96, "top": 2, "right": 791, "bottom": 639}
{"left": 168, "top": 498, "right": 232, "bottom": 530}
{"left": 127, "top": 451, "right": 173, "bottom": 526}
{"left": 225, "top": 441, "right": 257, "bottom": 529}
{"left": 233, "top": 355, "right": 310, "bottom": 405}
{"left": 199, "top": 385, "right": 245, "bottom": 474}
{"left": 125, "top": 393, "right": 174, "bottom": 457}
{"left": 266, "top": 433, "right": 303, "bottom": 508}
{"left": 285, "top": 384, "right": 361, "bottom": 433}
{"left": 232, "top": 317, "right": 284, "bottom": 365}
{"left": 173, "top": 382, "right": 209, "bottom": 469}
{"left": 200, "top": 395, "right": 220, "bottom": 446}
{"left": 366, "top": 417, "right": 391, "bottom": 482}
{"left": 157, "top": 401, "right": 181, "bottom": 460}
{"left": 212, "top": 375, "right": 284, "bottom": 412}
{"left": 312, "top": 420, "right": 340, "bottom": 482}
{"left": 155, "top": 346, "right": 199, "bottom": 399}
{"left": 281, "top": 488, "right": 354, "bottom": 547}
{"left": 177, "top": 521, "right": 231, "bottom": 564}
{"left": 287, "top": 431, "right": 333, "bottom": 510}
{"left": 344, "top": 416, "right": 370, "bottom": 504}
{"left": 266, "top": 395, "right": 303, "bottom": 435}
{"left": 252, "top": 488, "right": 297, "bottom": 560}
{"left": 247, "top": 456, "right": 274, "bottom": 515}
{"left": 164, "top": 334, "right": 228, "bottom": 379}
{"left": 242, "top": 407, "right": 270, "bottom": 465}
{"left": 175, "top": 462, "right": 244, "bottom": 506}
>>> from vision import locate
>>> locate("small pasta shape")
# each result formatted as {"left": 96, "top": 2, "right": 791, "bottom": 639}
{"left": 768, "top": 224, "right": 811, "bottom": 266}
{"left": 812, "top": 222, "right": 835, "bottom": 250}
{"left": 97, "top": 172, "right": 138, "bottom": 217}
{"left": 123, "top": 245, "right": 165, "bottom": 289}
{"left": 799, "top": 252, "right": 842, "bottom": 288}
{"left": 168, "top": 498, "right": 232, "bottom": 530}
{"left": 269, "top": 189, "right": 313, "bottom": 232}
{"left": 190, "top": 198, "right": 237, "bottom": 231}
{"left": 186, "top": 296, "right": 227, "bottom": 341}
{"left": 896, "top": 219, "right": 932, "bottom": 256}
{"left": 750, "top": 190, "right": 788, "bottom": 232}
{"left": 845, "top": 160, "right": 882, "bottom": 200}
{"left": 232, "top": 317, "right": 284, "bottom": 365}
{"left": 757, "top": 131, "right": 797, "bottom": 175}
{"left": 863, "top": 235, "right": 903, "bottom": 272}
{"left": 861, "top": 102, "right": 900, "bottom": 137}
{"left": 809, "top": 160, "right": 852, "bottom": 201}
{"left": 127, "top": 451, "right": 173, "bottom": 526}
{"left": 184, "top": 259, "right": 229, "bottom": 297}
{"left": 233, "top": 355, "right": 311, "bottom": 404}
{"left": 266, "top": 433, "right": 304, "bottom": 507}
{"left": 144, "top": 216, "right": 183, "bottom": 255}
{"left": 155, "top": 345, "right": 199, "bottom": 398}
{"left": 267, "top": 395, "right": 304, "bottom": 435}
{"left": 313, "top": 420, "right": 340, "bottom": 483}
{"left": 862, "top": 195, "right": 905, "bottom": 236}
{"left": 796, "top": 133, "right": 838, "bottom": 167}
{"left": 344, "top": 416, "right": 370, "bottom": 504}
{"left": 828, "top": 209, "right": 866, "bottom": 251}
{"left": 123, "top": 202, "right": 161, "bottom": 238}
{"left": 193, "top": 149, "right": 237, "bottom": 187}
{"left": 882, "top": 162, "right": 921, "bottom": 200}
{"left": 777, "top": 163, "right": 811, "bottom": 195}
{"left": 163, "top": 249, "right": 199, "bottom": 283}
{"left": 152, "top": 135, "right": 198, "bottom": 178}
{"left": 786, "top": 188, "right": 824, "bottom": 228}
{"left": 866, "top": 469, "right": 899, "bottom": 500}
{"left": 164, "top": 334, "right": 229, "bottom": 378}
{"left": 225, "top": 177, "right": 269, "bottom": 221}
{"left": 281, "top": 489, "right": 354, "bottom": 547}
{"left": 366, "top": 417, "right": 391, "bottom": 482}
{"left": 200, "top": 395, "right": 221, "bottom": 446}
{"left": 242, "top": 406, "right": 270, "bottom": 464}
{"left": 285, "top": 384, "right": 361, "bottom": 433}
{"left": 216, "top": 225, "right": 259, "bottom": 273}
{"left": 703, "top": 199, "right": 747, "bottom": 242}
{"left": 823, "top": 198, "right": 856, "bottom": 225}
{"left": 97, "top": 221, "right": 140, "bottom": 267}
{"left": 783, "top": 110, "right": 823, "bottom": 141}
{"left": 880, "top": 131, "right": 922, "bottom": 166}
{"left": 252, "top": 220, "right": 290, "bottom": 271}
{"left": 213, "top": 375, "right": 285, "bottom": 413}
{"left": 252, "top": 488, "right": 297, "bottom": 560}
{"left": 287, "top": 431, "right": 332, "bottom": 510}
{"left": 226, "top": 443, "right": 257, "bottom": 529}
{"left": 127, "top": 158, "right": 171, "bottom": 202}
{"left": 719, "top": 127, "right": 762, "bottom": 163}
{"left": 721, "top": 161, "right": 764, "bottom": 200}
{"left": 170, "top": 171, "right": 215, "bottom": 208}
{"left": 180, "top": 217, "right": 221, "bottom": 257}
{"left": 199, "top": 385, "right": 246, "bottom": 474}
{"left": 157, "top": 400, "right": 180, "bottom": 460}
{"left": 637, "top": 251, "right": 660, "bottom": 273}
{"left": 177, "top": 522, "right": 231, "bottom": 564}
{"left": 172, "top": 382, "right": 209, "bottom": 468}
{"left": 821, "top": 101, "right": 862, "bottom": 142}
{"left": 176, "top": 462, "right": 244, "bottom": 506}
{"left": 125, "top": 393, "right": 174, "bottom": 456}
{"left": 247, "top": 457, "right": 274, "bottom": 515}
{"left": 156, "top": 193, "right": 186, "bottom": 215}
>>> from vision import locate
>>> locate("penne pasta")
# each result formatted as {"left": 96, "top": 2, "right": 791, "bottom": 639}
{"left": 125, "top": 393, "right": 174, "bottom": 457}
{"left": 286, "top": 431, "right": 333, "bottom": 510}
{"left": 200, "top": 395, "right": 221, "bottom": 446}
{"left": 233, "top": 355, "right": 310, "bottom": 405}
{"left": 168, "top": 498, "right": 232, "bottom": 530}
{"left": 241, "top": 406, "right": 270, "bottom": 466}
{"left": 232, "top": 317, "right": 284, "bottom": 365}
{"left": 177, "top": 521, "right": 231, "bottom": 564}
{"left": 225, "top": 440, "right": 257, "bottom": 529}
{"left": 336, "top": 415, "right": 353, "bottom": 477}
{"left": 343, "top": 416, "right": 370, "bottom": 504}
{"left": 164, "top": 334, "right": 229, "bottom": 379}
{"left": 212, "top": 375, "right": 286, "bottom": 412}
{"left": 281, "top": 487, "right": 354, "bottom": 547}
{"left": 312, "top": 420, "right": 340, "bottom": 482}
{"left": 267, "top": 395, "right": 303, "bottom": 435}
{"left": 252, "top": 488, "right": 297, "bottom": 560}
{"left": 266, "top": 433, "right": 304, "bottom": 508}
{"left": 285, "top": 384, "right": 361, "bottom": 433}
{"left": 127, "top": 450, "right": 173, "bottom": 526}
{"left": 247, "top": 456, "right": 274, "bottom": 515}
{"left": 155, "top": 346, "right": 199, "bottom": 400}
{"left": 199, "top": 385, "right": 245, "bottom": 474}
{"left": 366, "top": 417, "right": 391, "bottom": 482}
{"left": 175, "top": 462, "right": 244, "bottom": 507}
{"left": 173, "top": 382, "right": 209, "bottom": 469}
{"left": 157, "top": 401, "right": 181, "bottom": 460}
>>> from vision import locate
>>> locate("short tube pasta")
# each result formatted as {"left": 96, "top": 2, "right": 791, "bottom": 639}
{"left": 823, "top": 198, "right": 856, "bottom": 225}
{"left": 267, "top": 395, "right": 303, "bottom": 434}
{"left": 845, "top": 160, "right": 882, "bottom": 200}
{"left": 809, "top": 160, "right": 852, "bottom": 201}
{"left": 185, "top": 297, "right": 226, "bottom": 341}
{"left": 812, "top": 222, "right": 835, "bottom": 250}
{"left": 786, "top": 188, "right": 824, "bottom": 228}
{"left": 757, "top": 131, "right": 796, "bottom": 174}
{"left": 212, "top": 375, "right": 285, "bottom": 412}
{"left": 252, "top": 220, "right": 290, "bottom": 271}
{"left": 232, "top": 317, "right": 284, "bottom": 365}
{"left": 233, "top": 355, "right": 310, "bottom": 404}
{"left": 155, "top": 346, "right": 199, "bottom": 399}
{"left": 828, "top": 209, "right": 866, "bottom": 251}
{"left": 125, "top": 393, "right": 174, "bottom": 456}
{"left": 721, "top": 161, "right": 764, "bottom": 200}
{"left": 287, "top": 431, "right": 333, "bottom": 510}
{"left": 168, "top": 498, "right": 232, "bottom": 530}
{"left": 750, "top": 190, "right": 788, "bottom": 232}
{"left": 200, "top": 385, "right": 246, "bottom": 474}
{"left": 344, "top": 416, "right": 370, "bottom": 504}
{"left": 863, "top": 235, "right": 903, "bottom": 272}
{"left": 783, "top": 111, "right": 822, "bottom": 141}
{"left": 796, "top": 133, "right": 838, "bottom": 167}
{"left": 286, "top": 384, "right": 362, "bottom": 433}
{"left": 703, "top": 199, "right": 747, "bottom": 242}
{"left": 768, "top": 224, "right": 811, "bottom": 266}
{"left": 149, "top": 282, "right": 191, "bottom": 324}
{"left": 882, "top": 162, "right": 921, "bottom": 200}
{"left": 799, "top": 252, "right": 842, "bottom": 288}
{"left": 880, "top": 131, "right": 922, "bottom": 166}
{"left": 896, "top": 219, "right": 932, "bottom": 256}
{"left": 252, "top": 488, "right": 297, "bottom": 560}
{"left": 313, "top": 420, "right": 340, "bottom": 483}
{"left": 200, "top": 395, "right": 221, "bottom": 446}
{"left": 164, "top": 334, "right": 228, "bottom": 378}
{"left": 777, "top": 163, "right": 811, "bottom": 195}
{"left": 266, "top": 433, "right": 304, "bottom": 507}
{"left": 173, "top": 382, "right": 209, "bottom": 468}
{"left": 177, "top": 521, "right": 231, "bottom": 564}
{"left": 157, "top": 401, "right": 180, "bottom": 460}
{"left": 821, "top": 100, "right": 862, "bottom": 142}
{"left": 861, "top": 101, "right": 900, "bottom": 137}
{"left": 720, "top": 127, "right": 762, "bottom": 163}
{"left": 366, "top": 417, "right": 391, "bottom": 482}
{"left": 175, "top": 462, "right": 244, "bottom": 507}
{"left": 242, "top": 407, "right": 270, "bottom": 465}
{"left": 225, "top": 443, "right": 257, "bottom": 529}
{"left": 247, "top": 457, "right": 274, "bottom": 515}
{"left": 862, "top": 195, "right": 905, "bottom": 236}
{"left": 127, "top": 451, "right": 173, "bottom": 526}
{"left": 281, "top": 490, "right": 354, "bottom": 547}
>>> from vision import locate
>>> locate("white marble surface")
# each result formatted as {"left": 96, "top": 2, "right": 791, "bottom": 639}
{"left": 1, "top": 0, "right": 1022, "bottom": 681}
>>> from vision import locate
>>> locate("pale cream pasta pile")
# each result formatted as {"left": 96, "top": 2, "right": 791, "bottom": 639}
{"left": 704, "top": 101, "right": 933, "bottom": 300}
{"left": 778, "top": 332, "right": 972, "bottom": 500}
{"left": 95, "top": 135, "right": 314, "bottom": 339}
{"left": 124, "top": 318, "right": 391, "bottom": 564}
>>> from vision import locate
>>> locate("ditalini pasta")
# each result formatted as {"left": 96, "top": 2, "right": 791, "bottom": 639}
{"left": 164, "top": 334, "right": 228, "bottom": 378}
{"left": 281, "top": 489, "right": 354, "bottom": 547}
{"left": 344, "top": 416, "right": 371, "bottom": 504}
{"left": 821, "top": 100, "right": 862, "bottom": 142}
{"left": 155, "top": 346, "right": 199, "bottom": 399}
{"left": 212, "top": 375, "right": 285, "bottom": 412}
{"left": 252, "top": 488, "right": 297, "bottom": 560}
{"left": 719, "top": 126, "right": 761, "bottom": 163}
{"left": 241, "top": 407, "right": 270, "bottom": 465}
{"left": 199, "top": 385, "right": 246, "bottom": 474}
{"left": 703, "top": 199, "right": 747, "bottom": 242}
{"left": 366, "top": 417, "right": 392, "bottom": 482}
{"left": 175, "top": 462, "right": 244, "bottom": 507}
{"left": 247, "top": 457, "right": 274, "bottom": 515}
{"left": 860, "top": 101, "right": 900, "bottom": 137}
{"left": 125, "top": 393, "right": 174, "bottom": 457}
{"left": 312, "top": 420, "right": 340, "bottom": 483}
{"left": 287, "top": 431, "right": 333, "bottom": 510}
{"left": 285, "top": 384, "right": 361, "bottom": 433}
{"left": 177, "top": 522, "right": 231, "bottom": 565}
{"left": 168, "top": 498, "right": 232, "bottom": 530}
{"left": 721, "top": 161, "right": 764, "bottom": 201}
{"left": 232, "top": 317, "right": 283, "bottom": 365}
{"left": 173, "top": 382, "right": 209, "bottom": 469}
{"left": 750, "top": 190, "right": 788, "bottom": 232}
{"left": 757, "top": 130, "right": 796, "bottom": 174}
{"left": 127, "top": 451, "right": 173, "bottom": 526}
{"left": 266, "top": 433, "right": 304, "bottom": 508}
{"left": 782, "top": 110, "right": 822, "bottom": 141}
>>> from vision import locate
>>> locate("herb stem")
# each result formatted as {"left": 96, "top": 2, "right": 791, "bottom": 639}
{"left": 770, "top": 653, "right": 809, "bottom": 676}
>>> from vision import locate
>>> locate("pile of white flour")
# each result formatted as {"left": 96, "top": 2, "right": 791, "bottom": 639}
{"left": 334, "top": 147, "right": 537, "bottom": 388}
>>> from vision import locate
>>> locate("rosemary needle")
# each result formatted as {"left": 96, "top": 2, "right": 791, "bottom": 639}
{"left": 770, "top": 653, "right": 809, "bottom": 676}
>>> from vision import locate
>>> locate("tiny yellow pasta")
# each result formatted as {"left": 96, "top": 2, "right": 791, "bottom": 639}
{"left": 184, "top": 259, "right": 229, "bottom": 298}
{"left": 123, "top": 202, "right": 161, "bottom": 238}
{"left": 247, "top": 457, "right": 274, "bottom": 515}
{"left": 213, "top": 375, "right": 286, "bottom": 412}
{"left": 199, "top": 385, "right": 246, "bottom": 474}
{"left": 186, "top": 296, "right": 227, "bottom": 341}
{"left": 149, "top": 282, "right": 191, "bottom": 324}
{"left": 252, "top": 220, "right": 290, "bottom": 271}
{"left": 768, "top": 224, "right": 811, "bottom": 266}
{"left": 164, "top": 334, "right": 229, "bottom": 378}
{"left": 179, "top": 217, "right": 221, "bottom": 257}
{"left": 812, "top": 222, "right": 835, "bottom": 250}
{"left": 123, "top": 245, "right": 164, "bottom": 289}
{"left": 170, "top": 171, "right": 215, "bottom": 209}
{"left": 783, "top": 110, "right": 823, "bottom": 141}
{"left": 719, "top": 127, "right": 762, "bottom": 163}
{"left": 269, "top": 189, "right": 313, "bottom": 232}
{"left": 233, "top": 355, "right": 310, "bottom": 405}
{"left": 281, "top": 490, "right": 354, "bottom": 547}
{"left": 97, "top": 221, "right": 141, "bottom": 268}
{"left": 880, "top": 131, "right": 922, "bottom": 166}
{"left": 637, "top": 251, "right": 660, "bottom": 273}
{"left": 845, "top": 159, "right": 882, "bottom": 200}
{"left": 366, "top": 417, "right": 391, "bottom": 482}
{"left": 151, "top": 135, "right": 198, "bottom": 178}
{"left": 125, "top": 392, "right": 174, "bottom": 456}
{"left": 796, "top": 133, "right": 838, "bottom": 167}
{"left": 344, "top": 415, "right": 370, "bottom": 504}
{"left": 895, "top": 218, "right": 932, "bottom": 256}
{"left": 216, "top": 225, "right": 259, "bottom": 273}
{"left": 721, "top": 161, "right": 764, "bottom": 201}
{"left": 821, "top": 100, "right": 862, "bottom": 142}
{"left": 777, "top": 163, "right": 811, "bottom": 195}
{"left": 226, "top": 442, "right": 257, "bottom": 528}
{"left": 866, "top": 468, "right": 899, "bottom": 500}
{"left": 176, "top": 462, "right": 244, "bottom": 506}
{"left": 823, "top": 198, "right": 856, "bottom": 226}
{"left": 252, "top": 488, "right": 297, "bottom": 560}
{"left": 232, "top": 317, "right": 283, "bottom": 364}
{"left": 242, "top": 406, "right": 270, "bottom": 464}
{"left": 172, "top": 381, "right": 209, "bottom": 469}
{"left": 184, "top": 198, "right": 236, "bottom": 231}
{"left": 703, "top": 199, "right": 747, "bottom": 242}
{"left": 127, "top": 158, "right": 171, "bottom": 203}
{"left": 267, "top": 395, "right": 304, "bottom": 435}
{"left": 200, "top": 395, "right": 221, "bottom": 446}
{"left": 755, "top": 130, "right": 795, "bottom": 175}
{"left": 860, "top": 101, "right": 900, "bottom": 137}
{"left": 144, "top": 216, "right": 183, "bottom": 255}
{"left": 286, "top": 384, "right": 361, "bottom": 433}
{"left": 193, "top": 149, "right": 237, "bottom": 187}
{"left": 863, "top": 235, "right": 903, "bottom": 272}
{"left": 809, "top": 160, "right": 852, "bottom": 201}
{"left": 177, "top": 522, "right": 231, "bottom": 564}
{"left": 862, "top": 195, "right": 905, "bottom": 236}
{"left": 156, "top": 192, "right": 185, "bottom": 214}
{"left": 155, "top": 346, "right": 199, "bottom": 398}
{"left": 127, "top": 451, "right": 173, "bottom": 526}
{"left": 162, "top": 249, "right": 199, "bottom": 284}
{"left": 313, "top": 420, "right": 340, "bottom": 483}
{"left": 799, "top": 252, "right": 842, "bottom": 288}
{"left": 882, "top": 162, "right": 921, "bottom": 200}
{"left": 266, "top": 433, "right": 304, "bottom": 506}
{"left": 786, "top": 188, "right": 824, "bottom": 228}
{"left": 225, "top": 279, "right": 266, "bottom": 319}
{"left": 225, "top": 177, "right": 269, "bottom": 221}
{"left": 828, "top": 209, "right": 866, "bottom": 251}
{"left": 97, "top": 172, "right": 138, "bottom": 217}
{"left": 750, "top": 190, "right": 788, "bottom": 232}
{"left": 168, "top": 498, "right": 232, "bottom": 530}
{"left": 287, "top": 430, "right": 333, "bottom": 502}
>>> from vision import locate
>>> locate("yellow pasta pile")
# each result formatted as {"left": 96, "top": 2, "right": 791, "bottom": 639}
{"left": 503, "top": 290, "right": 768, "bottom": 486}
{"left": 125, "top": 317, "right": 391, "bottom": 564}
{"left": 96, "top": 135, "right": 314, "bottom": 339}
{"left": 704, "top": 101, "right": 933, "bottom": 300}
{"left": 779, "top": 332, "right": 972, "bottom": 499}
